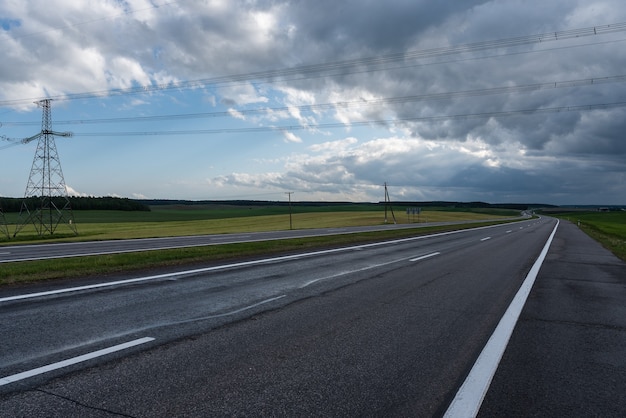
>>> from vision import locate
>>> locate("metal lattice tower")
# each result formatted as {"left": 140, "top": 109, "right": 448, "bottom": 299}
{"left": 14, "top": 99, "right": 77, "bottom": 237}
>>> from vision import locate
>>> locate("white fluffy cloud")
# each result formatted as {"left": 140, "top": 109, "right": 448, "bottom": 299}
{"left": 1, "top": 0, "right": 625, "bottom": 204}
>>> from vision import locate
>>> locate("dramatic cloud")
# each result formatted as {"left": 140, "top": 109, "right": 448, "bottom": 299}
{"left": 1, "top": 0, "right": 625, "bottom": 204}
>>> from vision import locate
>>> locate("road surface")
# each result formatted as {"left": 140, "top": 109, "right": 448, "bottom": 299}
{"left": 0, "top": 217, "right": 623, "bottom": 416}
{"left": 0, "top": 218, "right": 521, "bottom": 263}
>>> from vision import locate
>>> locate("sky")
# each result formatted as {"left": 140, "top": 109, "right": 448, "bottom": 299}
{"left": 1, "top": 0, "right": 625, "bottom": 205}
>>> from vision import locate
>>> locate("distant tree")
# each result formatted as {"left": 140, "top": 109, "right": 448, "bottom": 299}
{"left": 0, "top": 196, "right": 150, "bottom": 212}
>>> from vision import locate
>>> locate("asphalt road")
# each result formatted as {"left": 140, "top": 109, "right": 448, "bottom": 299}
{"left": 0, "top": 218, "right": 521, "bottom": 263}
{"left": 0, "top": 217, "right": 623, "bottom": 416}
{"left": 478, "top": 219, "right": 626, "bottom": 417}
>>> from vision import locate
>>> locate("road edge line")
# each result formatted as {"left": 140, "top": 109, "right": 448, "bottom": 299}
{"left": 0, "top": 222, "right": 519, "bottom": 303}
{"left": 443, "top": 219, "right": 559, "bottom": 417}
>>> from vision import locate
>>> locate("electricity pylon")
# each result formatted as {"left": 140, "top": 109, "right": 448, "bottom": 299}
{"left": 14, "top": 99, "right": 77, "bottom": 237}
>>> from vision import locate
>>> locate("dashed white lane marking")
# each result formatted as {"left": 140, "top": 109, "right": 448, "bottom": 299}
{"left": 301, "top": 250, "right": 443, "bottom": 289}
{"left": 444, "top": 220, "right": 559, "bottom": 418}
{"left": 0, "top": 337, "right": 155, "bottom": 387}
{"left": 409, "top": 252, "right": 440, "bottom": 262}
{"left": 506, "top": 230, "right": 512, "bottom": 234}
{"left": 1, "top": 222, "right": 515, "bottom": 303}
{"left": 299, "top": 257, "right": 410, "bottom": 289}
{"left": 480, "top": 237, "right": 492, "bottom": 241}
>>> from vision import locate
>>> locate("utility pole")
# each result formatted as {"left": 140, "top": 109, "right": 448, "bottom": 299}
{"left": 285, "top": 192, "right": 294, "bottom": 230}
{"left": 0, "top": 204, "right": 8, "bottom": 239}
{"left": 384, "top": 182, "right": 396, "bottom": 224}
{"left": 14, "top": 99, "right": 77, "bottom": 237}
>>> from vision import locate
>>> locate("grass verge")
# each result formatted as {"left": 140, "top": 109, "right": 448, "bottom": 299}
{"left": 0, "top": 220, "right": 517, "bottom": 287}
{"left": 1, "top": 209, "right": 514, "bottom": 243}
{"left": 552, "top": 211, "right": 626, "bottom": 262}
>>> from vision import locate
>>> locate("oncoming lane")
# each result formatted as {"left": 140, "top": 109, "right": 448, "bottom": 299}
{"left": 0, "top": 218, "right": 526, "bottom": 263}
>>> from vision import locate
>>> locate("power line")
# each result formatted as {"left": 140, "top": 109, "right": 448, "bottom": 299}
{"left": 0, "top": 142, "right": 20, "bottom": 151}
{"left": 65, "top": 101, "right": 626, "bottom": 138}
{"left": 1, "top": 22, "right": 625, "bottom": 107}
{"left": 3, "top": 75, "right": 625, "bottom": 127}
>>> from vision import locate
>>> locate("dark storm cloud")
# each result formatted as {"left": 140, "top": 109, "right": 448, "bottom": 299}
{"left": 271, "top": 0, "right": 626, "bottom": 159}
{"left": 284, "top": 0, "right": 491, "bottom": 53}
{"left": 2, "top": 0, "right": 625, "bottom": 203}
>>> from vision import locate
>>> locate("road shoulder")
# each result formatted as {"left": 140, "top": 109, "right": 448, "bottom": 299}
{"left": 479, "top": 219, "right": 626, "bottom": 416}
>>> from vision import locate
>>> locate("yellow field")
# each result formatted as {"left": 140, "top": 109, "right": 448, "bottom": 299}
{"left": 0, "top": 209, "right": 518, "bottom": 284}
{"left": 0, "top": 208, "right": 517, "bottom": 244}
{"left": 62, "top": 210, "right": 510, "bottom": 240}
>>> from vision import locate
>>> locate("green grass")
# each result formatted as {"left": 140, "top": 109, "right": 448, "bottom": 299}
{"left": 0, "top": 219, "right": 519, "bottom": 286}
{"left": 1, "top": 208, "right": 514, "bottom": 243}
{"left": 0, "top": 207, "right": 521, "bottom": 286}
{"left": 553, "top": 211, "right": 626, "bottom": 261}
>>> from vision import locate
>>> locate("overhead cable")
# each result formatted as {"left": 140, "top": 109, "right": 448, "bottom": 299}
{"left": 1, "top": 22, "right": 625, "bottom": 107}
{"left": 3, "top": 75, "right": 625, "bottom": 127}
{"left": 68, "top": 101, "right": 626, "bottom": 137}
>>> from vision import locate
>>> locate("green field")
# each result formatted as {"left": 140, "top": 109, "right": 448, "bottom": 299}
{"left": 1, "top": 205, "right": 519, "bottom": 243}
{"left": 0, "top": 206, "right": 520, "bottom": 286}
{"left": 553, "top": 211, "right": 626, "bottom": 261}
{"left": 4, "top": 206, "right": 622, "bottom": 287}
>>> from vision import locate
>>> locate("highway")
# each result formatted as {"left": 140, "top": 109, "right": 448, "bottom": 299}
{"left": 0, "top": 218, "right": 519, "bottom": 263}
{"left": 1, "top": 217, "right": 624, "bottom": 416}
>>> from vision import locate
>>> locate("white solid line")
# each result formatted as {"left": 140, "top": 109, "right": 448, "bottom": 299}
{"left": 444, "top": 220, "right": 559, "bottom": 418}
{"left": 409, "top": 252, "right": 440, "bottom": 262}
{"left": 0, "top": 337, "right": 155, "bottom": 387}
{"left": 480, "top": 237, "right": 492, "bottom": 241}
{"left": 0, "top": 222, "right": 519, "bottom": 303}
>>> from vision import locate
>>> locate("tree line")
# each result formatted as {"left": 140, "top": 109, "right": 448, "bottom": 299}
{"left": 0, "top": 196, "right": 150, "bottom": 212}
